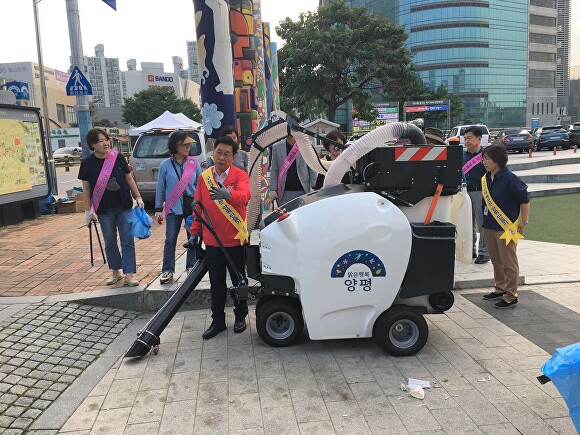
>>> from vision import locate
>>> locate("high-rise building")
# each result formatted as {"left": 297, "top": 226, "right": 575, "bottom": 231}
{"left": 343, "top": 0, "right": 570, "bottom": 127}
{"left": 83, "top": 44, "right": 124, "bottom": 108}
{"left": 556, "top": 0, "right": 571, "bottom": 98}
{"left": 186, "top": 41, "right": 201, "bottom": 84}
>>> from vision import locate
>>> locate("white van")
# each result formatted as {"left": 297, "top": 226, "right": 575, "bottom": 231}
{"left": 445, "top": 124, "right": 491, "bottom": 148}
{"left": 129, "top": 127, "right": 206, "bottom": 202}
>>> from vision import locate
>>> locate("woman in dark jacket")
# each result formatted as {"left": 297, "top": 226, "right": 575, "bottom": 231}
{"left": 78, "top": 128, "right": 144, "bottom": 287}
{"left": 480, "top": 145, "right": 530, "bottom": 309}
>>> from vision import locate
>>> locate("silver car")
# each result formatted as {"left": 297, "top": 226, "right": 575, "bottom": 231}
{"left": 129, "top": 128, "right": 206, "bottom": 202}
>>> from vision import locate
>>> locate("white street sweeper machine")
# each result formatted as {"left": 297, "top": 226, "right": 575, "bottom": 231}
{"left": 126, "top": 112, "right": 472, "bottom": 358}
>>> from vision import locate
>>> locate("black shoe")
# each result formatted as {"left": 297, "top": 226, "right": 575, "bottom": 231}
{"left": 483, "top": 291, "right": 505, "bottom": 300}
{"left": 494, "top": 298, "right": 518, "bottom": 309}
{"left": 233, "top": 318, "right": 246, "bottom": 333}
{"left": 475, "top": 255, "right": 490, "bottom": 264}
{"left": 202, "top": 322, "right": 227, "bottom": 339}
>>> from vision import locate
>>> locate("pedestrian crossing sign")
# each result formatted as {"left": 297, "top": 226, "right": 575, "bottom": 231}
{"left": 66, "top": 66, "right": 93, "bottom": 96}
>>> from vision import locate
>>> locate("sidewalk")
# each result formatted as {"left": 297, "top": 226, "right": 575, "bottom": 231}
{"left": 30, "top": 282, "right": 580, "bottom": 434}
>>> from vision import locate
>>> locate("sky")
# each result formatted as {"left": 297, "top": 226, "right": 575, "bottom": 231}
{"left": 0, "top": 0, "right": 578, "bottom": 74}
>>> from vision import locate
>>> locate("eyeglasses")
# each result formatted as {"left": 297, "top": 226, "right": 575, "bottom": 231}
{"left": 214, "top": 150, "right": 232, "bottom": 158}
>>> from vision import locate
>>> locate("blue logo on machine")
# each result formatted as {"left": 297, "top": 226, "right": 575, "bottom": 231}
{"left": 331, "top": 250, "right": 386, "bottom": 292}
{"left": 66, "top": 66, "right": 93, "bottom": 96}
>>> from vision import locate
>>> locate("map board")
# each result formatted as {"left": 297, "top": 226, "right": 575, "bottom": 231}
{"left": 0, "top": 105, "right": 49, "bottom": 205}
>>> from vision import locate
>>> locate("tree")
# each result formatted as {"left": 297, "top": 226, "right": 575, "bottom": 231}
{"left": 277, "top": 0, "right": 418, "bottom": 122}
{"left": 122, "top": 87, "right": 202, "bottom": 127}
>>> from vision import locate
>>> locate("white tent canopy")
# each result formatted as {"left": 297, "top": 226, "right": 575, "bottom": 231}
{"left": 128, "top": 111, "right": 202, "bottom": 136}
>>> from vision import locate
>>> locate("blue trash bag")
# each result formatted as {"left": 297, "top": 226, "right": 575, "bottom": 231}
{"left": 39, "top": 193, "right": 56, "bottom": 215}
{"left": 541, "top": 341, "right": 580, "bottom": 432}
{"left": 129, "top": 206, "right": 152, "bottom": 239}
{"left": 183, "top": 214, "right": 193, "bottom": 231}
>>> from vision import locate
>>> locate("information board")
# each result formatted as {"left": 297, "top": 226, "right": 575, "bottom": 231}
{"left": 0, "top": 105, "right": 49, "bottom": 205}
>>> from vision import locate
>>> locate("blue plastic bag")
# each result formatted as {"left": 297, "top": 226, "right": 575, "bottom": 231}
{"left": 129, "top": 206, "right": 152, "bottom": 239}
{"left": 183, "top": 214, "right": 193, "bottom": 231}
{"left": 541, "top": 341, "right": 580, "bottom": 432}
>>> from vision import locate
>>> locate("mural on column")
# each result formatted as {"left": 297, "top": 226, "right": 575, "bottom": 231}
{"left": 229, "top": 0, "right": 257, "bottom": 151}
{"left": 270, "top": 41, "right": 280, "bottom": 111}
{"left": 193, "top": 0, "right": 237, "bottom": 143}
{"left": 253, "top": 0, "right": 267, "bottom": 130}
{"left": 262, "top": 22, "right": 273, "bottom": 117}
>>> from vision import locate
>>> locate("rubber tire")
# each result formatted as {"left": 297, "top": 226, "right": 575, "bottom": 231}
{"left": 374, "top": 306, "right": 429, "bottom": 356}
{"left": 562, "top": 145, "right": 570, "bottom": 150}
{"left": 256, "top": 297, "right": 303, "bottom": 347}
{"left": 429, "top": 291, "right": 455, "bottom": 312}
{"left": 534, "top": 142, "right": 541, "bottom": 152}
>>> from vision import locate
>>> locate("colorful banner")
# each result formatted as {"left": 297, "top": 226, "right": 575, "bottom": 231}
{"left": 262, "top": 22, "right": 273, "bottom": 118}
{"left": 253, "top": 0, "right": 267, "bottom": 130}
{"left": 270, "top": 42, "right": 280, "bottom": 111}
{"left": 193, "top": 0, "right": 237, "bottom": 140}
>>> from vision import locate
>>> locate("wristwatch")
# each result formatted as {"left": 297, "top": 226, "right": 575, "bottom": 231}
{"left": 522, "top": 221, "right": 529, "bottom": 225}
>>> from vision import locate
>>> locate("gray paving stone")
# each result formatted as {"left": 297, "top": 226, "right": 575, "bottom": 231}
{"left": 0, "top": 415, "right": 16, "bottom": 429}
{"left": 158, "top": 399, "right": 195, "bottom": 435}
{"left": 193, "top": 404, "right": 229, "bottom": 434}
{"left": 290, "top": 387, "right": 330, "bottom": 424}
{"left": 166, "top": 371, "right": 198, "bottom": 402}
{"left": 101, "top": 377, "right": 140, "bottom": 410}
{"left": 348, "top": 382, "right": 395, "bottom": 416}
{"left": 262, "top": 406, "right": 300, "bottom": 435}
{"left": 4, "top": 405, "right": 25, "bottom": 417}
{"left": 325, "top": 400, "right": 372, "bottom": 434}
{"left": 88, "top": 406, "right": 131, "bottom": 435}
{"left": 59, "top": 395, "right": 105, "bottom": 432}
{"left": 297, "top": 420, "right": 336, "bottom": 434}
{"left": 9, "top": 417, "right": 33, "bottom": 430}
{"left": 123, "top": 421, "right": 161, "bottom": 435}
{"left": 507, "top": 384, "right": 570, "bottom": 419}
{"left": 450, "top": 388, "right": 507, "bottom": 425}
{"left": 314, "top": 371, "right": 354, "bottom": 402}
{"left": 388, "top": 396, "right": 442, "bottom": 433}
{"left": 480, "top": 422, "right": 530, "bottom": 435}
{"left": 257, "top": 376, "right": 291, "bottom": 408}
{"left": 196, "top": 380, "right": 229, "bottom": 408}
{"left": 228, "top": 393, "right": 263, "bottom": 431}
{"left": 431, "top": 407, "right": 480, "bottom": 433}
{"left": 127, "top": 389, "right": 167, "bottom": 425}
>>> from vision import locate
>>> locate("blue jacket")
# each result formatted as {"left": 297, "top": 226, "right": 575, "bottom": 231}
{"left": 482, "top": 167, "right": 530, "bottom": 231}
{"left": 155, "top": 157, "right": 202, "bottom": 214}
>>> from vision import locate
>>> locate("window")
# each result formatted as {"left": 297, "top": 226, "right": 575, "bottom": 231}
{"left": 530, "top": 15, "right": 556, "bottom": 27}
{"left": 56, "top": 104, "right": 66, "bottom": 123}
{"left": 530, "top": 33, "right": 556, "bottom": 44}
{"left": 529, "top": 70, "right": 555, "bottom": 88}
{"left": 529, "top": 51, "right": 556, "bottom": 62}
{"left": 551, "top": 103, "right": 554, "bottom": 114}
{"left": 541, "top": 103, "right": 544, "bottom": 114}
{"left": 67, "top": 106, "right": 77, "bottom": 125}
{"left": 530, "top": 0, "right": 555, "bottom": 8}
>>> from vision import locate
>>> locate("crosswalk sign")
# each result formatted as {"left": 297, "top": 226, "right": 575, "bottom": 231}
{"left": 66, "top": 66, "right": 93, "bottom": 96}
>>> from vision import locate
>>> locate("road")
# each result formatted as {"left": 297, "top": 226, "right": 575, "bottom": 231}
{"left": 54, "top": 165, "right": 83, "bottom": 196}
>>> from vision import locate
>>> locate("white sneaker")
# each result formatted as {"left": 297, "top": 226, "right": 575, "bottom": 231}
{"left": 160, "top": 271, "right": 174, "bottom": 284}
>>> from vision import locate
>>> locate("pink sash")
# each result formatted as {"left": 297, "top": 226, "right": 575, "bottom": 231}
{"left": 90, "top": 150, "right": 119, "bottom": 215}
{"left": 163, "top": 157, "right": 197, "bottom": 218}
{"left": 462, "top": 153, "right": 483, "bottom": 175}
{"left": 277, "top": 143, "right": 300, "bottom": 198}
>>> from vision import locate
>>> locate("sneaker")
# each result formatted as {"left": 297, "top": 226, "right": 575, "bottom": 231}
{"left": 475, "top": 255, "right": 490, "bottom": 264}
{"left": 106, "top": 273, "right": 124, "bottom": 285}
{"left": 494, "top": 298, "right": 518, "bottom": 309}
{"left": 160, "top": 271, "right": 174, "bottom": 284}
{"left": 483, "top": 291, "right": 505, "bottom": 300}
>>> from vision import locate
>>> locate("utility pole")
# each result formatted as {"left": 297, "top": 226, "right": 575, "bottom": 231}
{"left": 65, "top": 0, "right": 92, "bottom": 158}
{"left": 33, "top": 0, "right": 59, "bottom": 194}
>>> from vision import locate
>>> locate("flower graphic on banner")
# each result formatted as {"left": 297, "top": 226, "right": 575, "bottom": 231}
{"left": 202, "top": 102, "right": 224, "bottom": 136}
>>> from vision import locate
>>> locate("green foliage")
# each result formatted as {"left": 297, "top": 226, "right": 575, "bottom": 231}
{"left": 122, "top": 87, "right": 201, "bottom": 127}
{"left": 277, "top": 0, "right": 418, "bottom": 122}
{"left": 402, "top": 84, "right": 465, "bottom": 129}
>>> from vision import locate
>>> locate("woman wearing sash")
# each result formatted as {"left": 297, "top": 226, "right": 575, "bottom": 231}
{"left": 154, "top": 130, "right": 202, "bottom": 284}
{"left": 219, "top": 125, "right": 249, "bottom": 172}
{"left": 78, "top": 128, "right": 144, "bottom": 287}
{"left": 189, "top": 136, "right": 251, "bottom": 339}
{"left": 268, "top": 133, "right": 315, "bottom": 205}
{"left": 481, "top": 145, "right": 530, "bottom": 309}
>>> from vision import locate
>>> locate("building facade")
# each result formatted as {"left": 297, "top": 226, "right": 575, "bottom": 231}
{"left": 186, "top": 41, "right": 202, "bottom": 83}
{"left": 83, "top": 44, "right": 124, "bottom": 109}
{"left": 0, "top": 62, "right": 78, "bottom": 129}
{"left": 344, "top": 0, "right": 570, "bottom": 128}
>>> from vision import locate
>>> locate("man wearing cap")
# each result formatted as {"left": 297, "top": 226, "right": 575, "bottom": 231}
{"left": 155, "top": 130, "right": 202, "bottom": 284}
{"left": 462, "top": 126, "right": 489, "bottom": 264}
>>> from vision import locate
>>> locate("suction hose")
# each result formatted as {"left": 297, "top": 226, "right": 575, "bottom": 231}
{"left": 323, "top": 122, "right": 425, "bottom": 187}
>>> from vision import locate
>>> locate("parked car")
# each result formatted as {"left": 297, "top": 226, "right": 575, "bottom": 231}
{"left": 568, "top": 122, "right": 580, "bottom": 146}
{"left": 494, "top": 129, "right": 533, "bottom": 152}
{"left": 129, "top": 128, "right": 206, "bottom": 202}
{"left": 532, "top": 126, "right": 570, "bottom": 151}
{"left": 53, "top": 146, "right": 82, "bottom": 164}
{"left": 445, "top": 124, "right": 492, "bottom": 149}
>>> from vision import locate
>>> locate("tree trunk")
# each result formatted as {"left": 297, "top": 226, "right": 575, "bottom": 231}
{"left": 327, "top": 105, "right": 337, "bottom": 123}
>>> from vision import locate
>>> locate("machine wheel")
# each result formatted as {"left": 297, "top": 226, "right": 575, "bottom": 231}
{"left": 374, "top": 306, "right": 428, "bottom": 356}
{"left": 562, "top": 144, "right": 570, "bottom": 150}
{"left": 429, "top": 291, "right": 455, "bottom": 312}
{"left": 256, "top": 297, "right": 303, "bottom": 347}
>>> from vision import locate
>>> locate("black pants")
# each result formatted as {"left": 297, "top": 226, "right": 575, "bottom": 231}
{"left": 206, "top": 245, "right": 248, "bottom": 324}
